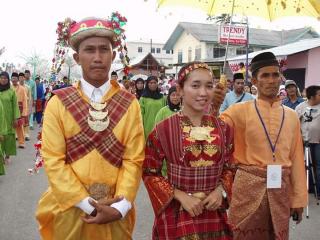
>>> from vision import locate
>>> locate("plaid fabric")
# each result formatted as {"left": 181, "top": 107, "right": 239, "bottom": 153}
{"left": 168, "top": 163, "right": 223, "bottom": 193}
{"left": 154, "top": 200, "right": 232, "bottom": 240}
{"left": 53, "top": 86, "right": 134, "bottom": 167}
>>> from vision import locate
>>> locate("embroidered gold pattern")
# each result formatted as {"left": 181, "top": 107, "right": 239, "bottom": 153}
{"left": 185, "top": 145, "right": 202, "bottom": 157}
{"left": 203, "top": 144, "right": 219, "bottom": 157}
{"left": 190, "top": 159, "right": 214, "bottom": 167}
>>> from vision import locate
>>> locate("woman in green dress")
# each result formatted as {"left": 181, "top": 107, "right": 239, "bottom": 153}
{"left": 0, "top": 71, "right": 20, "bottom": 163}
{"left": 0, "top": 99, "right": 6, "bottom": 175}
{"left": 139, "top": 76, "right": 166, "bottom": 138}
{"left": 154, "top": 85, "right": 181, "bottom": 176}
{"left": 155, "top": 86, "right": 181, "bottom": 124}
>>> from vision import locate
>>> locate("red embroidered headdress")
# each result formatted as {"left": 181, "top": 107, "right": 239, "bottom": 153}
{"left": 51, "top": 12, "right": 129, "bottom": 75}
{"left": 177, "top": 61, "right": 211, "bottom": 85}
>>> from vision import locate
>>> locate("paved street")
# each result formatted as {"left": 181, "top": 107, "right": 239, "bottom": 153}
{"left": 0, "top": 126, "right": 319, "bottom": 240}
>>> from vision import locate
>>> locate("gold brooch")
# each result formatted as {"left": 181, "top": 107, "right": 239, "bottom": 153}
{"left": 189, "top": 127, "right": 213, "bottom": 142}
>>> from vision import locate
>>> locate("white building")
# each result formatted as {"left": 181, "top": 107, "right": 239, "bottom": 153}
{"left": 164, "top": 22, "right": 319, "bottom": 65}
{"left": 126, "top": 40, "right": 173, "bottom": 67}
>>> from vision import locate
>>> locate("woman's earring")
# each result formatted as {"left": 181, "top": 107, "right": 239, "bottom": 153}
{"left": 179, "top": 97, "right": 183, "bottom": 111}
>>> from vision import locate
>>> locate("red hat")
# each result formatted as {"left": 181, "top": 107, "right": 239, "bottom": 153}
{"left": 68, "top": 15, "right": 126, "bottom": 51}
{"left": 51, "top": 12, "right": 128, "bottom": 75}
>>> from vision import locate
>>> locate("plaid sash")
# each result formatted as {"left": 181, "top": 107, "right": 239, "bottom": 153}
{"left": 53, "top": 86, "right": 134, "bottom": 167}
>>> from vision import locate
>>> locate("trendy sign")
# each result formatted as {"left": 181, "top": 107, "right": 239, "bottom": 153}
{"left": 219, "top": 24, "right": 247, "bottom": 45}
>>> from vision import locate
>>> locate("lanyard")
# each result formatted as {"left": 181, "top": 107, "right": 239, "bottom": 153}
{"left": 254, "top": 100, "right": 285, "bottom": 161}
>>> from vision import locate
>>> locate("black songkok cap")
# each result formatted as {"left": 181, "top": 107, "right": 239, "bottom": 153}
{"left": 11, "top": 72, "right": 19, "bottom": 78}
{"left": 233, "top": 72, "right": 244, "bottom": 81}
{"left": 18, "top": 72, "right": 25, "bottom": 77}
{"left": 250, "top": 52, "right": 279, "bottom": 74}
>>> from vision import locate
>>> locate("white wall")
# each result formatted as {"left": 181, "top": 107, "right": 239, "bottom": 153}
{"left": 173, "top": 31, "right": 201, "bottom": 63}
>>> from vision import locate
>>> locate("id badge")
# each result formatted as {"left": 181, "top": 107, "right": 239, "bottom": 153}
{"left": 267, "top": 165, "right": 282, "bottom": 189}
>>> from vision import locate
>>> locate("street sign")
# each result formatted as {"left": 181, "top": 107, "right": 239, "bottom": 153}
{"left": 219, "top": 24, "right": 247, "bottom": 45}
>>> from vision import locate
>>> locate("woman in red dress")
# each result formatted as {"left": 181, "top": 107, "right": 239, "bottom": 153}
{"left": 143, "top": 61, "right": 235, "bottom": 240}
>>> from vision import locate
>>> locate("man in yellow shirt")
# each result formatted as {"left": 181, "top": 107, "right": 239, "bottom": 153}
{"left": 11, "top": 72, "right": 28, "bottom": 148}
{"left": 214, "top": 52, "right": 307, "bottom": 240}
{"left": 18, "top": 72, "right": 31, "bottom": 141}
{"left": 36, "top": 13, "right": 145, "bottom": 240}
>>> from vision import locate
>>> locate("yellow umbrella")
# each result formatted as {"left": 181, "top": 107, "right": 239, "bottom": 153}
{"left": 157, "top": 0, "right": 320, "bottom": 20}
{"left": 157, "top": 0, "right": 320, "bottom": 86}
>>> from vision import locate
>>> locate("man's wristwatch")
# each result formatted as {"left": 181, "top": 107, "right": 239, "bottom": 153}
{"left": 90, "top": 208, "right": 97, "bottom": 217}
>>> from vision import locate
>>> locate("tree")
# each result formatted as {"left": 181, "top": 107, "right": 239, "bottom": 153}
{"left": 19, "top": 50, "right": 50, "bottom": 80}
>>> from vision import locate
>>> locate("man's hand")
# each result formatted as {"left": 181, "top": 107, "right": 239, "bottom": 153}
{"left": 212, "top": 83, "right": 226, "bottom": 112}
{"left": 82, "top": 196, "right": 123, "bottom": 224}
{"left": 202, "top": 188, "right": 223, "bottom": 211}
{"left": 290, "top": 207, "right": 304, "bottom": 224}
{"left": 174, "top": 189, "right": 204, "bottom": 217}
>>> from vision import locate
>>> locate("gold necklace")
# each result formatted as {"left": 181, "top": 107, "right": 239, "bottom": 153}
{"left": 87, "top": 101, "right": 110, "bottom": 132}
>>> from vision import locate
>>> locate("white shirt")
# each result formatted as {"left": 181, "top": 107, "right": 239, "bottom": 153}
{"left": 76, "top": 78, "right": 132, "bottom": 218}
{"left": 80, "top": 78, "right": 111, "bottom": 102}
{"left": 296, "top": 101, "right": 320, "bottom": 144}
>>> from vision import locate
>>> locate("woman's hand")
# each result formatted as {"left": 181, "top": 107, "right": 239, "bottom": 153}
{"left": 174, "top": 189, "right": 204, "bottom": 217}
{"left": 202, "top": 187, "right": 223, "bottom": 211}
{"left": 12, "top": 119, "right": 18, "bottom": 128}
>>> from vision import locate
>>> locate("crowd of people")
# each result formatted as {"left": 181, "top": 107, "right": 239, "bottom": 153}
{"left": 0, "top": 11, "right": 319, "bottom": 240}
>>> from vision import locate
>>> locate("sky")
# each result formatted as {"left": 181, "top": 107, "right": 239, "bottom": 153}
{"left": 0, "top": 0, "right": 320, "bottom": 66}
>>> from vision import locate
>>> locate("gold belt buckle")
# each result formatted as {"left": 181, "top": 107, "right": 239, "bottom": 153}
{"left": 88, "top": 183, "right": 110, "bottom": 201}
{"left": 190, "top": 192, "right": 207, "bottom": 200}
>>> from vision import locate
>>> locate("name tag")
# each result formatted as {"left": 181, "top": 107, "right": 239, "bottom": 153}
{"left": 267, "top": 165, "right": 282, "bottom": 189}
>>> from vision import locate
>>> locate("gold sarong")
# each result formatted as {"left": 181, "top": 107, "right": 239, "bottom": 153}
{"left": 228, "top": 165, "right": 291, "bottom": 240}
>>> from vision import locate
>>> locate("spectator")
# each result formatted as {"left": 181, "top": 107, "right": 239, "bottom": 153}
{"left": 220, "top": 72, "right": 254, "bottom": 113}
{"left": 134, "top": 78, "right": 144, "bottom": 100}
{"left": 250, "top": 85, "right": 258, "bottom": 98}
{"left": 282, "top": 80, "right": 304, "bottom": 109}
{"left": 295, "top": 85, "right": 320, "bottom": 196}
{"left": 139, "top": 76, "right": 166, "bottom": 138}
{"left": 0, "top": 71, "right": 20, "bottom": 163}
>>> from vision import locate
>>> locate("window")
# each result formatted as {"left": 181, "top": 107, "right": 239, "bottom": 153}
{"left": 166, "top": 50, "right": 172, "bottom": 54}
{"left": 151, "top": 47, "right": 155, "bottom": 53}
{"left": 138, "top": 47, "right": 143, "bottom": 53}
{"left": 236, "top": 48, "right": 247, "bottom": 55}
{"left": 195, "top": 47, "right": 201, "bottom": 60}
{"left": 213, "top": 47, "right": 226, "bottom": 58}
{"left": 178, "top": 50, "right": 183, "bottom": 64}
{"left": 156, "top": 48, "right": 161, "bottom": 54}
{"left": 236, "top": 47, "right": 254, "bottom": 55}
{"left": 188, "top": 47, "right": 192, "bottom": 62}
